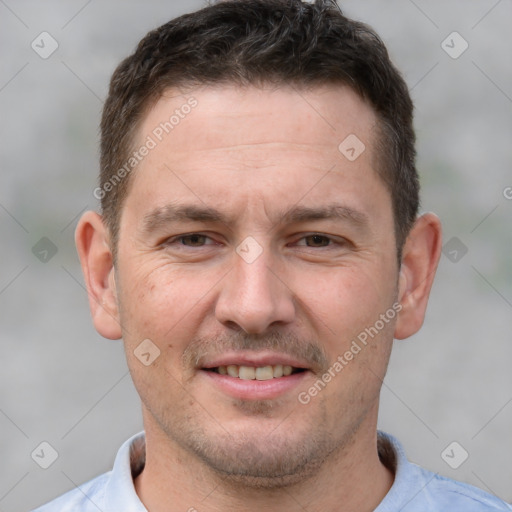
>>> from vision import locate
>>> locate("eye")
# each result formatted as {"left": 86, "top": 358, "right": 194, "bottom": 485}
{"left": 295, "top": 234, "right": 334, "bottom": 248}
{"left": 163, "top": 233, "right": 217, "bottom": 248}
{"left": 302, "top": 234, "right": 331, "bottom": 247}
{"left": 179, "top": 234, "right": 209, "bottom": 246}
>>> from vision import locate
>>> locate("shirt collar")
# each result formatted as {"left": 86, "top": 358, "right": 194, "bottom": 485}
{"left": 374, "top": 431, "right": 427, "bottom": 511}
{"left": 104, "top": 431, "right": 147, "bottom": 511}
{"left": 103, "top": 430, "right": 407, "bottom": 511}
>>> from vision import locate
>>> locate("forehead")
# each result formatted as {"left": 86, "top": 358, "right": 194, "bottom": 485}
{"left": 139, "top": 83, "right": 377, "bottom": 155}
{"left": 122, "top": 83, "right": 389, "bottom": 229}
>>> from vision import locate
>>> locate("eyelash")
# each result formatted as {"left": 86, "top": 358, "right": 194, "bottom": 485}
{"left": 293, "top": 234, "right": 338, "bottom": 248}
{"left": 167, "top": 233, "right": 218, "bottom": 247}
{"left": 163, "top": 233, "right": 345, "bottom": 249}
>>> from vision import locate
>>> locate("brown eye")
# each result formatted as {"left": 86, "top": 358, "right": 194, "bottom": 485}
{"left": 304, "top": 235, "right": 331, "bottom": 247}
{"left": 179, "top": 234, "right": 208, "bottom": 246}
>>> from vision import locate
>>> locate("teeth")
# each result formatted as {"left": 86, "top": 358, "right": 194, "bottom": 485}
{"left": 273, "top": 364, "right": 283, "bottom": 378}
{"left": 255, "top": 366, "right": 273, "bottom": 381}
{"left": 215, "top": 364, "right": 297, "bottom": 379}
{"left": 239, "top": 366, "right": 255, "bottom": 380}
{"left": 227, "top": 365, "right": 239, "bottom": 378}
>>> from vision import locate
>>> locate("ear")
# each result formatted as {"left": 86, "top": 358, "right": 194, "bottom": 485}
{"left": 394, "top": 212, "right": 442, "bottom": 340}
{"left": 75, "top": 211, "right": 122, "bottom": 340}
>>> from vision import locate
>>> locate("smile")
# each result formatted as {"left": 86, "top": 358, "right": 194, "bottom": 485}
{"left": 207, "top": 364, "right": 305, "bottom": 380}
{"left": 199, "top": 353, "right": 311, "bottom": 401}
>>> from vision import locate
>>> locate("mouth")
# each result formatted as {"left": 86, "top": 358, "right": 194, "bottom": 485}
{"left": 205, "top": 364, "right": 306, "bottom": 380}
{"left": 199, "top": 353, "right": 311, "bottom": 400}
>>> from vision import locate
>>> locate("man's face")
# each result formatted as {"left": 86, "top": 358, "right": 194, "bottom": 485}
{"left": 113, "top": 84, "right": 399, "bottom": 484}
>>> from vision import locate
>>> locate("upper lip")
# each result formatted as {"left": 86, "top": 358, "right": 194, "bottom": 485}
{"left": 200, "top": 351, "right": 311, "bottom": 370}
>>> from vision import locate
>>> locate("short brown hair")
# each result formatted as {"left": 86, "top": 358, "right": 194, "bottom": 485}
{"left": 99, "top": 0, "right": 418, "bottom": 258}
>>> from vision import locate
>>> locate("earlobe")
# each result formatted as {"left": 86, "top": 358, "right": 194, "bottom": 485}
{"left": 394, "top": 213, "right": 442, "bottom": 340}
{"left": 75, "top": 211, "right": 123, "bottom": 340}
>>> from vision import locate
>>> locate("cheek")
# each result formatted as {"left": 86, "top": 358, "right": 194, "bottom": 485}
{"left": 121, "top": 271, "right": 177, "bottom": 334}
{"left": 336, "top": 280, "right": 382, "bottom": 337}
{"left": 117, "top": 260, "right": 218, "bottom": 355}
{"left": 293, "top": 263, "right": 397, "bottom": 395}
{"left": 295, "top": 264, "right": 394, "bottom": 343}
{"left": 118, "top": 267, "right": 205, "bottom": 396}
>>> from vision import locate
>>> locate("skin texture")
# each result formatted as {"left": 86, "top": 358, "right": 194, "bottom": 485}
{"left": 76, "top": 84, "right": 442, "bottom": 512}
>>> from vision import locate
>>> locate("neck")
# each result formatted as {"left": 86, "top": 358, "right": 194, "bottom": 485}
{"left": 134, "top": 412, "right": 394, "bottom": 512}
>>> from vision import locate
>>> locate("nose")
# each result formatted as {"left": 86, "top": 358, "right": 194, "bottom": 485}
{"left": 215, "top": 248, "right": 296, "bottom": 334}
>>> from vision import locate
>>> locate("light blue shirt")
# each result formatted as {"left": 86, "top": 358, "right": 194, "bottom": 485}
{"left": 32, "top": 431, "right": 511, "bottom": 511}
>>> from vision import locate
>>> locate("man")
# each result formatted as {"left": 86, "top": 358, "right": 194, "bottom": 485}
{"left": 33, "top": 0, "right": 510, "bottom": 510}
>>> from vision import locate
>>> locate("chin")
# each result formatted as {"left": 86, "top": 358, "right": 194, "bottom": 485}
{"left": 215, "top": 465, "right": 323, "bottom": 489}
{"left": 178, "top": 421, "right": 336, "bottom": 489}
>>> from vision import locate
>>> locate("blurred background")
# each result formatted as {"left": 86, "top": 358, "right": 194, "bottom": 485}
{"left": 0, "top": 1, "right": 511, "bottom": 510}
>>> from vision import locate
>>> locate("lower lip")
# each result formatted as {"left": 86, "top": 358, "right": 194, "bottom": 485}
{"left": 200, "top": 370, "right": 310, "bottom": 400}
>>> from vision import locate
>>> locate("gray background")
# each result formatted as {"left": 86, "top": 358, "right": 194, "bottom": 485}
{"left": 1, "top": 1, "right": 511, "bottom": 510}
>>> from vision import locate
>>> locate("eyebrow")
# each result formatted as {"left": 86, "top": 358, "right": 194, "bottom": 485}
{"left": 141, "top": 202, "right": 369, "bottom": 235}
{"left": 279, "top": 204, "right": 369, "bottom": 228}
{"left": 142, "top": 203, "right": 230, "bottom": 234}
